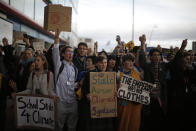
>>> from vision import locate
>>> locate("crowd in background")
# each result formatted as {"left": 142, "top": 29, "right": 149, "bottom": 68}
{"left": 0, "top": 31, "right": 196, "bottom": 131}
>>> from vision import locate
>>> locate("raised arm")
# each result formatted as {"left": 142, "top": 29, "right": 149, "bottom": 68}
{"left": 174, "top": 39, "right": 188, "bottom": 60}
{"left": 52, "top": 29, "right": 61, "bottom": 82}
{"left": 180, "top": 39, "right": 187, "bottom": 52}
{"left": 167, "top": 39, "right": 188, "bottom": 69}
{"left": 138, "top": 34, "right": 148, "bottom": 69}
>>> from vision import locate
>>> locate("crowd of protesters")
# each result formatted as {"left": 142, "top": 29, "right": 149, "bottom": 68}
{"left": 0, "top": 30, "right": 196, "bottom": 131}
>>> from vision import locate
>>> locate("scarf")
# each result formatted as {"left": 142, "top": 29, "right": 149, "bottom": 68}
{"left": 152, "top": 64, "right": 162, "bottom": 107}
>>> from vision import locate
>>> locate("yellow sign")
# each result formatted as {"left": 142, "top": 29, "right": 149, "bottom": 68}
{"left": 125, "top": 41, "right": 135, "bottom": 51}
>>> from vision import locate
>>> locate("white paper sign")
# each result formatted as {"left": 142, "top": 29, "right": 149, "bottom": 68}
{"left": 33, "top": 42, "right": 45, "bottom": 52}
{"left": 117, "top": 74, "right": 156, "bottom": 105}
{"left": 15, "top": 95, "right": 56, "bottom": 130}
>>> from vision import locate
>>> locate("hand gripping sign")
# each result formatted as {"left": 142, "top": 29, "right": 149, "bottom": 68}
{"left": 117, "top": 74, "right": 156, "bottom": 105}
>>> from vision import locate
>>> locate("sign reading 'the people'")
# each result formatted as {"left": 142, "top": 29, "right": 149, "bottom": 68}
{"left": 90, "top": 72, "right": 117, "bottom": 118}
{"left": 15, "top": 94, "right": 56, "bottom": 130}
{"left": 118, "top": 74, "right": 156, "bottom": 105}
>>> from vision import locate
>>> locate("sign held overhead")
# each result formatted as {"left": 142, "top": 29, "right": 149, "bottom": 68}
{"left": 44, "top": 4, "right": 72, "bottom": 32}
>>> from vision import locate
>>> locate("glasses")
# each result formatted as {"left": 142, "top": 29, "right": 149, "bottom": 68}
{"left": 65, "top": 51, "right": 73, "bottom": 55}
{"left": 78, "top": 48, "right": 87, "bottom": 50}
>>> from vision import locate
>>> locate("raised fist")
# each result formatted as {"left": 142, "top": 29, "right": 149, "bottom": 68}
{"left": 181, "top": 39, "right": 187, "bottom": 48}
{"left": 139, "top": 34, "right": 146, "bottom": 44}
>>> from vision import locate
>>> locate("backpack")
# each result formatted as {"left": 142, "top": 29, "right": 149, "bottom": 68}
{"left": 56, "top": 62, "right": 78, "bottom": 84}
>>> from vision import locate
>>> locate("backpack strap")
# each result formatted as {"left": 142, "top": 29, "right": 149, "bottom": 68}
{"left": 32, "top": 71, "right": 35, "bottom": 80}
{"left": 47, "top": 71, "right": 50, "bottom": 88}
{"left": 32, "top": 71, "right": 50, "bottom": 89}
{"left": 56, "top": 62, "right": 64, "bottom": 83}
{"left": 73, "top": 65, "right": 78, "bottom": 82}
{"left": 56, "top": 62, "right": 78, "bottom": 83}
{"left": 32, "top": 71, "right": 35, "bottom": 89}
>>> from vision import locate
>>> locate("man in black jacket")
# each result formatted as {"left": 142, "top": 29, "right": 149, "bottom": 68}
{"left": 73, "top": 42, "right": 88, "bottom": 74}
{"left": 139, "top": 35, "right": 168, "bottom": 131}
{"left": 167, "top": 40, "right": 196, "bottom": 131}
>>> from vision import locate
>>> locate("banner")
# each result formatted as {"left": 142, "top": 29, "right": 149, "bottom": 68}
{"left": 15, "top": 94, "right": 56, "bottom": 130}
{"left": 117, "top": 74, "right": 155, "bottom": 105}
{"left": 90, "top": 72, "right": 117, "bottom": 118}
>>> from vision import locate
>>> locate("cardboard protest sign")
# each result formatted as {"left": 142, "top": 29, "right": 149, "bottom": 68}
{"left": 117, "top": 74, "right": 156, "bottom": 105}
{"left": 15, "top": 94, "right": 56, "bottom": 130}
{"left": 33, "top": 42, "right": 45, "bottom": 52}
{"left": 13, "top": 31, "right": 24, "bottom": 40}
{"left": 90, "top": 72, "right": 117, "bottom": 118}
{"left": 44, "top": 4, "right": 72, "bottom": 32}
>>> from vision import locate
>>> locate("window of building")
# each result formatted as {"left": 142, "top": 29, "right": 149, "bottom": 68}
{"left": 1, "top": 0, "right": 9, "bottom": 4}
{"left": 34, "top": 0, "right": 45, "bottom": 26}
{"left": 24, "top": 0, "right": 34, "bottom": 19}
{"left": 10, "top": 0, "right": 25, "bottom": 13}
